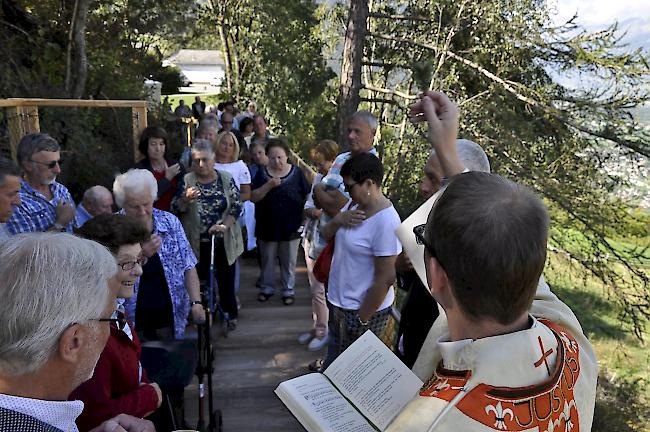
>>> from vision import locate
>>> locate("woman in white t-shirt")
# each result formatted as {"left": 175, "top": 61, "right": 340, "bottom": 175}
{"left": 320, "top": 153, "right": 402, "bottom": 368}
{"left": 214, "top": 131, "right": 252, "bottom": 201}
{"left": 214, "top": 131, "right": 252, "bottom": 308}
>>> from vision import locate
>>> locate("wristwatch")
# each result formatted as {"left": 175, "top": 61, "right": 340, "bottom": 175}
{"left": 191, "top": 300, "right": 202, "bottom": 306}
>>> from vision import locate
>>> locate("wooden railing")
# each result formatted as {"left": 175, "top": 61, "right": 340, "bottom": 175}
{"left": 0, "top": 98, "right": 148, "bottom": 161}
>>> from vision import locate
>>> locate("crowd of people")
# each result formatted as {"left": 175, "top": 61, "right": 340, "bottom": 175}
{"left": 0, "top": 93, "right": 598, "bottom": 431}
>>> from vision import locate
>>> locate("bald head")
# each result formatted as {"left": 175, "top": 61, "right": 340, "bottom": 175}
{"left": 420, "top": 139, "right": 490, "bottom": 198}
{"left": 82, "top": 185, "right": 114, "bottom": 217}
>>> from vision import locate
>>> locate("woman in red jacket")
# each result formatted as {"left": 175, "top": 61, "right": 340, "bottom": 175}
{"left": 70, "top": 214, "right": 162, "bottom": 431}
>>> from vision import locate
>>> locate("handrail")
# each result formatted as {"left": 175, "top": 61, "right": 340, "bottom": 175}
{"left": 0, "top": 98, "right": 147, "bottom": 108}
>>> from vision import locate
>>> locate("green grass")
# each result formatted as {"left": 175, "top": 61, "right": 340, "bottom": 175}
{"left": 545, "top": 254, "right": 649, "bottom": 431}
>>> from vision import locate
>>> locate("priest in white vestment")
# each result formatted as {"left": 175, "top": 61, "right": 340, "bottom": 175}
{"left": 385, "top": 92, "right": 598, "bottom": 432}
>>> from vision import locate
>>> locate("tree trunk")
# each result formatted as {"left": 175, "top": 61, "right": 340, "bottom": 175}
{"left": 65, "top": 0, "right": 90, "bottom": 98}
{"left": 335, "top": 0, "right": 369, "bottom": 150}
{"left": 218, "top": 21, "right": 233, "bottom": 94}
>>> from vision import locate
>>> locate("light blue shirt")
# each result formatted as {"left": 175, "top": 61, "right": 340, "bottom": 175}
{"left": 75, "top": 203, "right": 93, "bottom": 228}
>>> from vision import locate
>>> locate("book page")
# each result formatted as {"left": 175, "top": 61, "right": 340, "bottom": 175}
{"left": 275, "top": 372, "right": 376, "bottom": 432}
{"left": 395, "top": 192, "right": 440, "bottom": 287}
{"left": 324, "top": 331, "right": 423, "bottom": 431}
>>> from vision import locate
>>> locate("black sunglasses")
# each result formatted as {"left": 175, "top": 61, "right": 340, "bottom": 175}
{"left": 413, "top": 224, "right": 444, "bottom": 267}
{"left": 30, "top": 159, "right": 63, "bottom": 169}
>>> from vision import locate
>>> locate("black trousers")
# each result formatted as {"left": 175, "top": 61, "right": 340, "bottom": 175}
{"left": 197, "top": 238, "right": 238, "bottom": 319}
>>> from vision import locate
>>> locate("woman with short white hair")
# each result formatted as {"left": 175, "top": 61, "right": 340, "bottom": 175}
{"left": 114, "top": 169, "right": 203, "bottom": 341}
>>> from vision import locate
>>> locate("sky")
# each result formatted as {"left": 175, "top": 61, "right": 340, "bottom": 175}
{"left": 549, "top": 0, "right": 650, "bottom": 52}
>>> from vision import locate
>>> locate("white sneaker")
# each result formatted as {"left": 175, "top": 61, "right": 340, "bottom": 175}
{"left": 297, "top": 332, "right": 314, "bottom": 345}
{"left": 308, "top": 334, "right": 330, "bottom": 352}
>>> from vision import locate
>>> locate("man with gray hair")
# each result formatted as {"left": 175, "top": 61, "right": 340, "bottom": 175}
{"left": 0, "top": 232, "right": 154, "bottom": 432}
{"left": 308, "top": 110, "right": 379, "bottom": 371}
{"left": 395, "top": 139, "right": 490, "bottom": 367}
{"left": 0, "top": 157, "right": 21, "bottom": 241}
{"left": 76, "top": 185, "right": 114, "bottom": 228}
{"left": 313, "top": 110, "right": 379, "bottom": 219}
{"left": 6, "top": 133, "right": 77, "bottom": 234}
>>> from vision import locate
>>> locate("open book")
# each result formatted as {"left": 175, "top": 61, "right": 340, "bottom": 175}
{"left": 275, "top": 331, "right": 423, "bottom": 431}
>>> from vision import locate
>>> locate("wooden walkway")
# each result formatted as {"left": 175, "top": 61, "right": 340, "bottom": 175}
{"left": 184, "top": 254, "right": 317, "bottom": 431}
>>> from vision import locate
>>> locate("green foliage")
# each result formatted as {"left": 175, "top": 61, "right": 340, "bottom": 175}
{"left": 0, "top": 0, "right": 192, "bottom": 194}
{"left": 362, "top": 0, "right": 649, "bottom": 338}
{"left": 200, "top": 0, "right": 337, "bottom": 150}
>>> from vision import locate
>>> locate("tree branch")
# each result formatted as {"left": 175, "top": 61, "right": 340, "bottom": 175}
{"left": 368, "top": 12, "right": 436, "bottom": 22}
{"left": 363, "top": 83, "right": 417, "bottom": 100}
{"left": 367, "top": 31, "right": 650, "bottom": 157}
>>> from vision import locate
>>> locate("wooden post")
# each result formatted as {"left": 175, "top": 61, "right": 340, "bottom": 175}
{"left": 6, "top": 105, "right": 41, "bottom": 161}
{"left": 132, "top": 105, "right": 148, "bottom": 161}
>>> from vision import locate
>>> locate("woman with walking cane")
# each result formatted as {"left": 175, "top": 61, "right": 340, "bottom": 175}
{"left": 173, "top": 138, "right": 244, "bottom": 330}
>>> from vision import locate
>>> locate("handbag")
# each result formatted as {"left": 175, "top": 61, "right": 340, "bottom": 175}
{"left": 313, "top": 238, "right": 335, "bottom": 284}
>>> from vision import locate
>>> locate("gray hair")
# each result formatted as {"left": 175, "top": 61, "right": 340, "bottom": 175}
{"left": 430, "top": 139, "right": 490, "bottom": 173}
{"left": 113, "top": 169, "right": 158, "bottom": 208}
{"left": 0, "top": 233, "right": 116, "bottom": 376}
{"left": 82, "top": 185, "right": 112, "bottom": 206}
{"left": 351, "top": 110, "right": 378, "bottom": 132}
{"left": 191, "top": 138, "right": 215, "bottom": 156}
{"left": 17, "top": 133, "right": 60, "bottom": 165}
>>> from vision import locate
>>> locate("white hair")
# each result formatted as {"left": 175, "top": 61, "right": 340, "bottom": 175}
{"left": 430, "top": 139, "right": 491, "bottom": 173}
{"left": 113, "top": 169, "right": 158, "bottom": 208}
{"left": 351, "top": 110, "right": 378, "bottom": 132}
{"left": 82, "top": 185, "right": 112, "bottom": 206}
{"left": 0, "top": 233, "right": 116, "bottom": 376}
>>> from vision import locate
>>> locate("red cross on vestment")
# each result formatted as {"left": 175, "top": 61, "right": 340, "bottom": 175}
{"left": 533, "top": 336, "right": 553, "bottom": 376}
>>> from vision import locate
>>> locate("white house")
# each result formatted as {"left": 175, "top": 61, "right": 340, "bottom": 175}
{"left": 163, "top": 49, "right": 225, "bottom": 92}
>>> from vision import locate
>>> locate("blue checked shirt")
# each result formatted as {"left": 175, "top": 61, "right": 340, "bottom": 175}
{"left": 6, "top": 180, "right": 77, "bottom": 234}
{"left": 122, "top": 208, "right": 198, "bottom": 339}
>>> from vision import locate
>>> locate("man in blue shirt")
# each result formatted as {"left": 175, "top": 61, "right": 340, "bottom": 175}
{"left": 75, "top": 185, "right": 114, "bottom": 228}
{"left": 6, "top": 133, "right": 77, "bottom": 234}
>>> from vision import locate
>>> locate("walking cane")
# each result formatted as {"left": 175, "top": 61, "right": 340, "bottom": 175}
{"left": 196, "top": 234, "right": 223, "bottom": 431}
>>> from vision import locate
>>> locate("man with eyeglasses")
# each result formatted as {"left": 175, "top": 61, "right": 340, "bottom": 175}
{"left": 384, "top": 92, "right": 597, "bottom": 431}
{"left": 6, "top": 133, "right": 77, "bottom": 234}
{"left": 0, "top": 232, "right": 155, "bottom": 432}
{"left": 395, "top": 139, "right": 491, "bottom": 368}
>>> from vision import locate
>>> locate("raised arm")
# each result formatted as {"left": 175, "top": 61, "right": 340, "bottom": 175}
{"left": 313, "top": 183, "right": 349, "bottom": 217}
{"left": 409, "top": 91, "right": 464, "bottom": 178}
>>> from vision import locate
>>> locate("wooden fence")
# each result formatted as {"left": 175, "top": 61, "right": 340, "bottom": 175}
{"left": 0, "top": 98, "right": 148, "bottom": 161}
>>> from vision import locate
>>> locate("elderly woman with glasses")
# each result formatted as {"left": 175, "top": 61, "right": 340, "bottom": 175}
{"left": 69, "top": 214, "right": 163, "bottom": 431}
{"left": 172, "top": 139, "right": 243, "bottom": 329}
{"left": 320, "top": 153, "right": 402, "bottom": 368}
{"left": 113, "top": 169, "right": 203, "bottom": 342}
